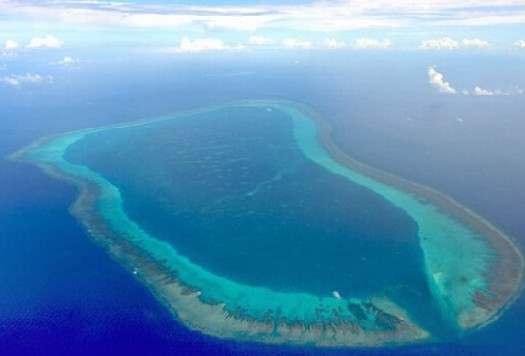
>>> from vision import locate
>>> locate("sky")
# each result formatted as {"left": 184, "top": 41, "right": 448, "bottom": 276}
{"left": 1, "top": 0, "right": 525, "bottom": 92}
{"left": 2, "top": 0, "right": 525, "bottom": 50}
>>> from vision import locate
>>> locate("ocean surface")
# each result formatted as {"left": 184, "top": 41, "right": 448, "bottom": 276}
{"left": 1, "top": 51, "right": 525, "bottom": 355}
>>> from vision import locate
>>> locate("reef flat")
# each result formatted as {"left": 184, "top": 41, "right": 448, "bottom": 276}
{"left": 9, "top": 100, "right": 523, "bottom": 347}
{"left": 277, "top": 102, "right": 524, "bottom": 331}
{"left": 292, "top": 103, "right": 524, "bottom": 330}
{"left": 275, "top": 102, "right": 524, "bottom": 331}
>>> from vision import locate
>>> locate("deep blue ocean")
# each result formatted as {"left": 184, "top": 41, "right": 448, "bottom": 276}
{"left": 1, "top": 51, "right": 525, "bottom": 355}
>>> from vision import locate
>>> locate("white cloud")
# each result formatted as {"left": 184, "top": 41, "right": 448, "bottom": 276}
{"left": 462, "top": 38, "right": 490, "bottom": 48}
{"left": 3, "top": 0, "right": 525, "bottom": 36}
{"left": 434, "top": 77, "right": 523, "bottom": 96}
{"left": 4, "top": 39, "right": 19, "bottom": 51}
{"left": 281, "top": 38, "right": 312, "bottom": 49}
{"left": 421, "top": 37, "right": 491, "bottom": 50}
{"left": 4, "top": 3, "right": 279, "bottom": 32}
{"left": 420, "top": 37, "right": 459, "bottom": 50}
{"left": 0, "top": 73, "right": 50, "bottom": 86}
{"left": 353, "top": 38, "right": 392, "bottom": 49}
{"left": 2, "top": 39, "right": 20, "bottom": 58}
{"left": 473, "top": 86, "right": 494, "bottom": 95}
{"left": 167, "top": 36, "right": 244, "bottom": 53}
{"left": 428, "top": 67, "right": 457, "bottom": 94}
{"left": 26, "top": 35, "right": 64, "bottom": 49}
{"left": 471, "top": 86, "right": 523, "bottom": 96}
{"left": 323, "top": 38, "right": 346, "bottom": 49}
{"left": 515, "top": 40, "right": 525, "bottom": 48}
{"left": 58, "top": 56, "right": 77, "bottom": 65}
{"left": 248, "top": 36, "right": 273, "bottom": 45}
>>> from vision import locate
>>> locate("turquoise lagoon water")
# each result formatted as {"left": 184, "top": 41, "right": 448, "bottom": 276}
{"left": 64, "top": 104, "right": 426, "bottom": 298}
{"left": 18, "top": 101, "right": 521, "bottom": 346}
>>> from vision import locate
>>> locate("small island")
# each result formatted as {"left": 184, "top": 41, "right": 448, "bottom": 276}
{"left": 9, "top": 100, "right": 524, "bottom": 347}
